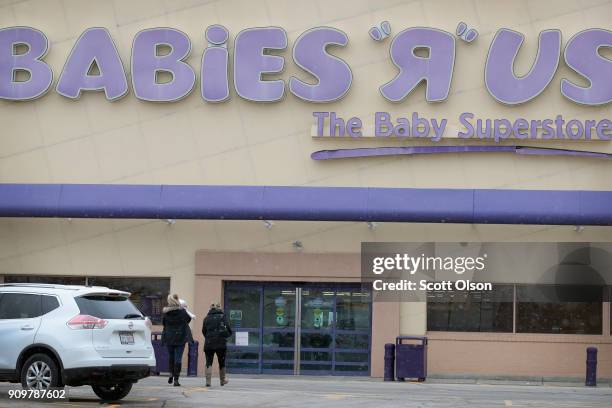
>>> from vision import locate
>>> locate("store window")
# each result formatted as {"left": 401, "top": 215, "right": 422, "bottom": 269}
{"left": 87, "top": 277, "right": 170, "bottom": 325}
{"left": 427, "top": 285, "right": 513, "bottom": 333}
{"left": 516, "top": 285, "right": 603, "bottom": 335}
{"left": 4, "top": 275, "right": 86, "bottom": 285}
{"left": 2, "top": 275, "right": 170, "bottom": 324}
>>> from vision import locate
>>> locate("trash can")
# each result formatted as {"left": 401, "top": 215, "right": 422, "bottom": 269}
{"left": 395, "top": 336, "right": 427, "bottom": 382}
{"left": 151, "top": 332, "right": 169, "bottom": 375}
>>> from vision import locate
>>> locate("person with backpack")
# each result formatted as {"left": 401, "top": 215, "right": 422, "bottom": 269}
{"left": 202, "top": 303, "right": 232, "bottom": 387}
{"left": 162, "top": 294, "right": 192, "bottom": 387}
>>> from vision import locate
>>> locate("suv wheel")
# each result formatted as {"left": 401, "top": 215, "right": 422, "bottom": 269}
{"left": 20, "top": 354, "right": 59, "bottom": 390}
{"left": 91, "top": 383, "right": 133, "bottom": 401}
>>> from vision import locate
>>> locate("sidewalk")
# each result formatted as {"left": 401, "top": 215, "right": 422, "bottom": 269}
{"left": 2, "top": 375, "right": 612, "bottom": 408}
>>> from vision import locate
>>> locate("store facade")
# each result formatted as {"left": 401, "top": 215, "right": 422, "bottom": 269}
{"left": 1, "top": 0, "right": 612, "bottom": 379}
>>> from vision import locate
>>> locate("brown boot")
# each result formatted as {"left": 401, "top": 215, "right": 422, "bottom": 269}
{"left": 219, "top": 368, "right": 228, "bottom": 386}
{"left": 205, "top": 366, "right": 212, "bottom": 387}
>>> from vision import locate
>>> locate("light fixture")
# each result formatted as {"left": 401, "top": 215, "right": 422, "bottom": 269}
{"left": 574, "top": 225, "right": 585, "bottom": 232}
{"left": 292, "top": 241, "right": 303, "bottom": 251}
{"left": 263, "top": 220, "right": 274, "bottom": 229}
{"left": 165, "top": 219, "right": 176, "bottom": 226}
{"left": 366, "top": 221, "right": 377, "bottom": 230}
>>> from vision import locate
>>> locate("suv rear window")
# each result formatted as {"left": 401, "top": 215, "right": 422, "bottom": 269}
{"left": 75, "top": 295, "right": 142, "bottom": 320}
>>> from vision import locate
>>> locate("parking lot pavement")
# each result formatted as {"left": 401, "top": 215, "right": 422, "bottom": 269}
{"left": 1, "top": 376, "right": 612, "bottom": 408}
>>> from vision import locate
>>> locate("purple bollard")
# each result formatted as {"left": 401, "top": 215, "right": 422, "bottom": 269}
{"left": 586, "top": 347, "right": 597, "bottom": 387}
{"left": 151, "top": 332, "right": 168, "bottom": 375}
{"left": 384, "top": 343, "right": 395, "bottom": 381}
{"left": 187, "top": 341, "right": 199, "bottom": 377}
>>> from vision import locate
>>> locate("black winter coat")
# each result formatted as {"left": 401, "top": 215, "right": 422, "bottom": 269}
{"left": 162, "top": 308, "right": 192, "bottom": 346}
{"left": 202, "top": 308, "right": 232, "bottom": 350}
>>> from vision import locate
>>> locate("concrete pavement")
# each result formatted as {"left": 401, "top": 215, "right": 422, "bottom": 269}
{"left": 1, "top": 375, "right": 612, "bottom": 407}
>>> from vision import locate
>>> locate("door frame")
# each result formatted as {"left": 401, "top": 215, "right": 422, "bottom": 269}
{"left": 224, "top": 281, "right": 372, "bottom": 376}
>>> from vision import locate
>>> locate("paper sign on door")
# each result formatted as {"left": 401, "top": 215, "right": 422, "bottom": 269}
{"left": 235, "top": 331, "right": 249, "bottom": 346}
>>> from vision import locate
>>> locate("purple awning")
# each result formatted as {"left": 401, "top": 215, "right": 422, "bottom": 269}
{"left": 0, "top": 184, "right": 610, "bottom": 225}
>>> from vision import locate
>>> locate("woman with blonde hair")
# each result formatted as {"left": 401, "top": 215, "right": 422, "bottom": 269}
{"left": 162, "top": 294, "right": 191, "bottom": 386}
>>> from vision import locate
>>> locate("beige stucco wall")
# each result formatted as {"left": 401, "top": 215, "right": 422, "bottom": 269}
{"left": 0, "top": 0, "right": 610, "bottom": 189}
{"left": 0, "top": 0, "right": 611, "bottom": 377}
{"left": 427, "top": 332, "right": 612, "bottom": 379}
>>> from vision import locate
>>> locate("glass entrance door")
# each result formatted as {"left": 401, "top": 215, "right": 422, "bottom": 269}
{"left": 262, "top": 286, "right": 296, "bottom": 374}
{"left": 299, "top": 287, "right": 334, "bottom": 374}
{"left": 225, "top": 282, "right": 371, "bottom": 376}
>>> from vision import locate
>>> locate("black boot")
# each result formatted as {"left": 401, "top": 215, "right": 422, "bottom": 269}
{"left": 173, "top": 363, "right": 182, "bottom": 386}
{"left": 168, "top": 359, "right": 175, "bottom": 384}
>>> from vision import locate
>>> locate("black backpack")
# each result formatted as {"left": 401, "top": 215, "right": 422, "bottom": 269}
{"left": 209, "top": 312, "right": 230, "bottom": 338}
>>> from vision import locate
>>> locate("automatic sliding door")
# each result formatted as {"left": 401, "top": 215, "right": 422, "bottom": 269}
{"left": 300, "top": 288, "right": 335, "bottom": 374}
{"left": 262, "top": 286, "right": 296, "bottom": 374}
{"left": 225, "top": 282, "right": 371, "bottom": 376}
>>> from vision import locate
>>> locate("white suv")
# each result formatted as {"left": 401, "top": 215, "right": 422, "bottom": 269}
{"left": 0, "top": 283, "right": 156, "bottom": 401}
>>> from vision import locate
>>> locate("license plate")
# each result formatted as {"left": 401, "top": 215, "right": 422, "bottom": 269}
{"left": 119, "top": 331, "right": 135, "bottom": 345}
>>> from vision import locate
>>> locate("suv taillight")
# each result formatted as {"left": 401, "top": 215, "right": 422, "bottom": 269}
{"left": 144, "top": 316, "right": 152, "bottom": 330}
{"left": 67, "top": 314, "right": 108, "bottom": 330}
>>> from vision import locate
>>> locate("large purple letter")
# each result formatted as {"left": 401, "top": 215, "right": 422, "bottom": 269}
{"left": 201, "top": 25, "right": 230, "bottom": 103}
{"left": 380, "top": 28, "right": 454, "bottom": 102}
{"left": 0, "top": 27, "right": 52, "bottom": 100}
{"left": 234, "top": 27, "right": 287, "bottom": 102}
{"left": 562, "top": 29, "right": 612, "bottom": 105}
{"left": 485, "top": 29, "right": 560, "bottom": 105}
{"left": 289, "top": 27, "right": 352, "bottom": 102}
{"left": 56, "top": 28, "right": 127, "bottom": 101}
{"left": 132, "top": 28, "right": 195, "bottom": 102}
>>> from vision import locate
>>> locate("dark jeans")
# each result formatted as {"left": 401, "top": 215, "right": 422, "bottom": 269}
{"left": 205, "top": 348, "right": 226, "bottom": 369}
{"left": 167, "top": 344, "right": 185, "bottom": 375}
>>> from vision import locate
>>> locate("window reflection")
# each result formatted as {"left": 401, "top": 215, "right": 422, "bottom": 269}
{"left": 87, "top": 277, "right": 170, "bottom": 324}
{"left": 516, "top": 285, "right": 603, "bottom": 335}
{"left": 225, "top": 286, "right": 261, "bottom": 329}
{"left": 336, "top": 290, "right": 371, "bottom": 330}
{"left": 427, "top": 285, "right": 513, "bottom": 332}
